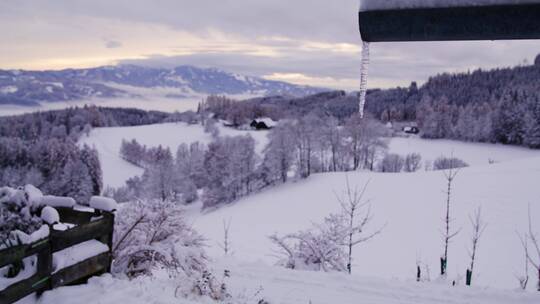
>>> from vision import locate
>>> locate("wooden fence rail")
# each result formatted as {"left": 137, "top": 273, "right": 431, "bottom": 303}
{"left": 0, "top": 207, "right": 114, "bottom": 304}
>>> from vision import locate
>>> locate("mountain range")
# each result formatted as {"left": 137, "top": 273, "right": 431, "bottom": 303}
{"left": 0, "top": 65, "right": 325, "bottom": 106}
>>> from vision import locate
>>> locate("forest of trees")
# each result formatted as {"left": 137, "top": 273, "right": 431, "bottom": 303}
{"left": 113, "top": 113, "right": 429, "bottom": 208}
{"left": 204, "top": 56, "right": 540, "bottom": 149}
{"left": 368, "top": 57, "right": 540, "bottom": 148}
{"left": 0, "top": 106, "right": 171, "bottom": 202}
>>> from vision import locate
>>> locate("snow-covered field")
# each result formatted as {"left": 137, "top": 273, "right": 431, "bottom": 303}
{"left": 64, "top": 123, "right": 540, "bottom": 303}
{"left": 34, "top": 258, "right": 540, "bottom": 304}
{"left": 190, "top": 154, "right": 540, "bottom": 290}
{"left": 79, "top": 122, "right": 269, "bottom": 188}
{"left": 387, "top": 136, "right": 540, "bottom": 167}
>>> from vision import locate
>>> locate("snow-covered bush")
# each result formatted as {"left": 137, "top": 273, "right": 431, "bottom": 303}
{"left": 378, "top": 153, "right": 405, "bottom": 173}
{"left": 0, "top": 186, "right": 44, "bottom": 247}
{"left": 111, "top": 199, "right": 238, "bottom": 300}
{"left": 112, "top": 199, "right": 207, "bottom": 277}
{"left": 404, "top": 153, "right": 422, "bottom": 172}
{"left": 433, "top": 156, "right": 469, "bottom": 170}
{"left": 269, "top": 214, "right": 348, "bottom": 272}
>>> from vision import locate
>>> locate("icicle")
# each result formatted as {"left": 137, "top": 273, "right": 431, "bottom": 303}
{"left": 358, "top": 41, "right": 370, "bottom": 118}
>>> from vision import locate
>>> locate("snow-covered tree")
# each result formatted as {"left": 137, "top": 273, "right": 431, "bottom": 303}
{"left": 344, "top": 115, "right": 387, "bottom": 171}
{"left": 404, "top": 153, "right": 422, "bottom": 172}
{"left": 261, "top": 121, "right": 296, "bottom": 184}
{"left": 80, "top": 144, "right": 103, "bottom": 195}
{"left": 379, "top": 153, "right": 404, "bottom": 173}
{"left": 144, "top": 146, "right": 175, "bottom": 201}
{"left": 202, "top": 135, "right": 258, "bottom": 208}
{"left": 492, "top": 90, "right": 527, "bottom": 145}
{"left": 524, "top": 98, "right": 540, "bottom": 149}
{"left": 57, "top": 158, "right": 93, "bottom": 204}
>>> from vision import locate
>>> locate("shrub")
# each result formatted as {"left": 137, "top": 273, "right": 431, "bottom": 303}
{"left": 404, "top": 153, "right": 422, "bottom": 172}
{"left": 433, "top": 156, "right": 469, "bottom": 171}
{"left": 112, "top": 200, "right": 207, "bottom": 279}
{"left": 379, "top": 153, "right": 405, "bottom": 173}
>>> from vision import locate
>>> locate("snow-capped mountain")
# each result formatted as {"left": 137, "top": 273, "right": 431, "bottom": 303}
{"left": 0, "top": 65, "right": 325, "bottom": 106}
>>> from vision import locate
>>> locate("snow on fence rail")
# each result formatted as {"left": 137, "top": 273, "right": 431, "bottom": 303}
{"left": 0, "top": 207, "right": 114, "bottom": 304}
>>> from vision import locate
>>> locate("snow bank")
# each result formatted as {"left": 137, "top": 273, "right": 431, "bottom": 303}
{"left": 41, "top": 206, "right": 60, "bottom": 225}
{"left": 0, "top": 185, "right": 43, "bottom": 208}
{"left": 0, "top": 255, "right": 37, "bottom": 292}
{"left": 73, "top": 205, "right": 95, "bottom": 213}
{"left": 52, "top": 223, "right": 75, "bottom": 231}
{"left": 9, "top": 225, "right": 50, "bottom": 246}
{"left": 52, "top": 240, "right": 109, "bottom": 274}
{"left": 359, "top": 0, "right": 540, "bottom": 11}
{"left": 41, "top": 195, "right": 76, "bottom": 208}
{"left": 24, "top": 184, "right": 43, "bottom": 206}
{"left": 89, "top": 196, "right": 117, "bottom": 212}
{"left": 0, "top": 187, "right": 25, "bottom": 206}
{"left": 37, "top": 258, "right": 540, "bottom": 304}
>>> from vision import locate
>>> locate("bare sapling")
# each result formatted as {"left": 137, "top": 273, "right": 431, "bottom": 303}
{"left": 416, "top": 255, "right": 422, "bottom": 282}
{"left": 335, "top": 176, "right": 384, "bottom": 274}
{"left": 466, "top": 207, "right": 487, "bottom": 286}
{"left": 441, "top": 166, "right": 461, "bottom": 276}
{"left": 516, "top": 232, "right": 529, "bottom": 290}
{"left": 518, "top": 204, "right": 540, "bottom": 291}
{"left": 219, "top": 218, "right": 232, "bottom": 255}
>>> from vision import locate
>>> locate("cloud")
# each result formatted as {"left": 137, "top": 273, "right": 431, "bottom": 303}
{"left": 1, "top": 1, "right": 539, "bottom": 88}
{"left": 104, "top": 39, "right": 122, "bottom": 49}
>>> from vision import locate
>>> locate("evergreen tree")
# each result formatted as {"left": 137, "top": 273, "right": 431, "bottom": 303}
{"left": 524, "top": 97, "right": 540, "bottom": 148}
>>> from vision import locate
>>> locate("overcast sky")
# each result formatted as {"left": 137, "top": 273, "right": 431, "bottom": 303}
{"left": 2, "top": 0, "right": 540, "bottom": 89}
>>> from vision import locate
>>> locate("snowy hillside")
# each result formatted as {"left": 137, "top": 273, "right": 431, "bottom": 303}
{"left": 190, "top": 153, "right": 540, "bottom": 290}
{"left": 78, "top": 122, "right": 270, "bottom": 188}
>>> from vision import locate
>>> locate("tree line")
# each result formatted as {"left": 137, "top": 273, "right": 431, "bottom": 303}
{"left": 0, "top": 106, "right": 171, "bottom": 202}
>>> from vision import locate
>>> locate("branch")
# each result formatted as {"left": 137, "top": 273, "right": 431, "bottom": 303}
{"left": 113, "top": 214, "right": 147, "bottom": 254}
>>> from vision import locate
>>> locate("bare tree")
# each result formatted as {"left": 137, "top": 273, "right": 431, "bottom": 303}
{"left": 516, "top": 231, "right": 530, "bottom": 290}
{"left": 404, "top": 153, "right": 422, "bottom": 172}
{"left": 466, "top": 207, "right": 487, "bottom": 286}
{"left": 441, "top": 167, "right": 461, "bottom": 276}
{"left": 518, "top": 204, "right": 540, "bottom": 291}
{"left": 335, "top": 176, "right": 384, "bottom": 274}
{"left": 219, "top": 218, "right": 232, "bottom": 256}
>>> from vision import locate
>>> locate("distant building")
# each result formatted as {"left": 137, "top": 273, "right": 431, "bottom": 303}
{"left": 250, "top": 118, "right": 277, "bottom": 130}
{"left": 403, "top": 126, "right": 420, "bottom": 134}
{"left": 250, "top": 120, "right": 271, "bottom": 130}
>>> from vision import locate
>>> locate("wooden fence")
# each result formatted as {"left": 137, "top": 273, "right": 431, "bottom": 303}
{"left": 0, "top": 207, "right": 114, "bottom": 304}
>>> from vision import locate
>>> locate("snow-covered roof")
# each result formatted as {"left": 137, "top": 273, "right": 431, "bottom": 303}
{"left": 256, "top": 117, "right": 278, "bottom": 127}
{"left": 359, "top": 0, "right": 540, "bottom": 11}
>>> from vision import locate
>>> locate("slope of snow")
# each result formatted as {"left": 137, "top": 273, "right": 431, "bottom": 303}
{"left": 190, "top": 154, "right": 540, "bottom": 290}
{"left": 79, "top": 122, "right": 269, "bottom": 188}
{"left": 387, "top": 136, "right": 540, "bottom": 167}
{"left": 36, "top": 258, "right": 539, "bottom": 304}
